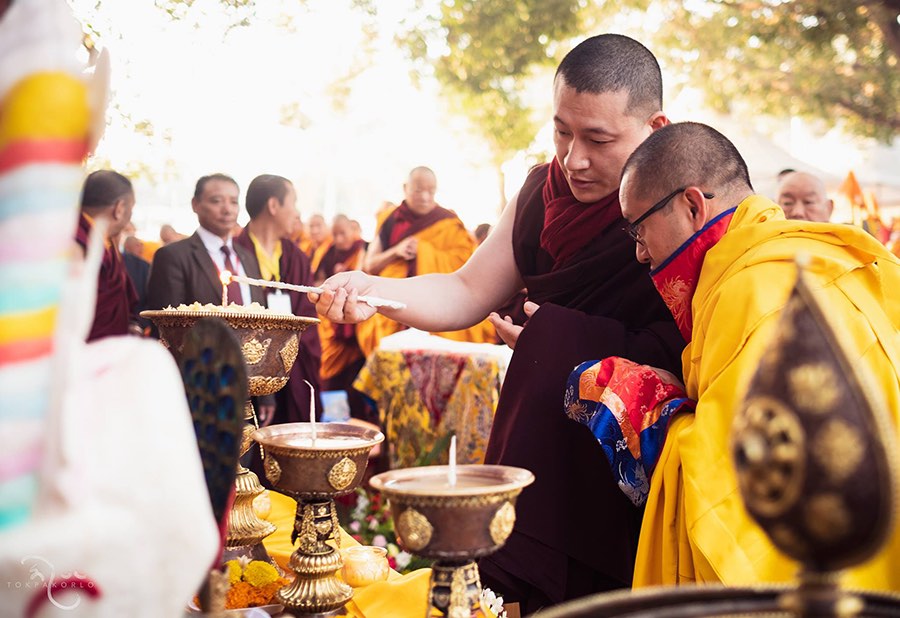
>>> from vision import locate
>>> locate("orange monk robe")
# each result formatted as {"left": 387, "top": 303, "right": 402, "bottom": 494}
{"left": 140, "top": 239, "right": 161, "bottom": 264}
{"left": 356, "top": 204, "right": 495, "bottom": 357}
{"left": 315, "top": 241, "right": 367, "bottom": 382}
{"left": 291, "top": 227, "right": 312, "bottom": 256}
{"left": 310, "top": 236, "right": 333, "bottom": 276}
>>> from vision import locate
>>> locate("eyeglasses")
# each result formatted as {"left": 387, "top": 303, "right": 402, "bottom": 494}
{"left": 624, "top": 187, "right": 715, "bottom": 244}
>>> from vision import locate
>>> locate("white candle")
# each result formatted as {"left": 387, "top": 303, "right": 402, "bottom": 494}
{"left": 226, "top": 272, "right": 407, "bottom": 310}
{"left": 303, "top": 380, "right": 317, "bottom": 445}
{"left": 448, "top": 434, "right": 457, "bottom": 487}
{"left": 219, "top": 269, "right": 232, "bottom": 306}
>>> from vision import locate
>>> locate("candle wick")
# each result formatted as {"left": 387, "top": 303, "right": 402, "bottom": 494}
{"left": 303, "top": 380, "right": 317, "bottom": 445}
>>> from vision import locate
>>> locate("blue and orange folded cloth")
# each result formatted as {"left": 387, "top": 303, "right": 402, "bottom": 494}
{"left": 565, "top": 357, "right": 695, "bottom": 506}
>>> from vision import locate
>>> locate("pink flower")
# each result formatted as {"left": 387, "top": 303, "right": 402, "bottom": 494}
{"left": 372, "top": 534, "right": 387, "bottom": 547}
{"left": 349, "top": 521, "right": 361, "bottom": 532}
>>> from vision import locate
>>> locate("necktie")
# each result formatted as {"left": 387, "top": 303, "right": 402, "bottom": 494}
{"left": 220, "top": 246, "right": 244, "bottom": 305}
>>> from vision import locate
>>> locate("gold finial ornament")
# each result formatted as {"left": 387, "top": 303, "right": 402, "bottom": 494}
{"left": 733, "top": 263, "right": 898, "bottom": 616}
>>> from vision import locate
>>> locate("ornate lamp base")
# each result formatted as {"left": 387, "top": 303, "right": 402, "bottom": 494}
{"left": 429, "top": 561, "right": 485, "bottom": 618}
{"left": 224, "top": 401, "right": 277, "bottom": 562}
{"left": 277, "top": 499, "right": 351, "bottom": 615}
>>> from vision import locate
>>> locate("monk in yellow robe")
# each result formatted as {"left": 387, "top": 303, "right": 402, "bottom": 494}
{"left": 307, "top": 213, "right": 332, "bottom": 276}
{"left": 358, "top": 166, "right": 494, "bottom": 355}
{"left": 617, "top": 122, "right": 900, "bottom": 590}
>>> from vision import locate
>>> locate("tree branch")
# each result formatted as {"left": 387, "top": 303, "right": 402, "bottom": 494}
{"left": 834, "top": 96, "right": 900, "bottom": 131}
{"left": 858, "top": 0, "right": 900, "bottom": 58}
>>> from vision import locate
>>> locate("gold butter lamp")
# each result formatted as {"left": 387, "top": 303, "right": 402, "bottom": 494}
{"left": 141, "top": 308, "right": 318, "bottom": 565}
{"left": 370, "top": 465, "right": 534, "bottom": 618}
{"left": 252, "top": 422, "right": 384, "bottom": 615}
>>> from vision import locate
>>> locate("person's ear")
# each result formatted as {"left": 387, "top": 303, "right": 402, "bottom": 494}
{"left": 825, "top": 198, "right": 834, "bottom": 219}
{"left": 648, "top": 112, "right": 669, "bottom": 132}
{"left": 267, "top": 196, "right": 280, "bottom": 216}
{"left": 113, "top": 198, "right": 126, "bottom": 222}
{"left": 683, "top": 186, "right": 710, "bottom": 231}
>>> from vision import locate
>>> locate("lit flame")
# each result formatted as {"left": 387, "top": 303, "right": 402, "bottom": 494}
{"left": 219, "top": 270, "right": 232, "bottom": 285}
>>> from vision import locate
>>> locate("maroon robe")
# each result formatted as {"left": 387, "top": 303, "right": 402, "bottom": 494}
{"left": 75, "top": 213, "right": 138, "bottom": 342}
{"left": 235, "top": 232, "right": 322, "bottom": 422}
{"left": 478, "top": 165, "right": 684, "bottom": 610}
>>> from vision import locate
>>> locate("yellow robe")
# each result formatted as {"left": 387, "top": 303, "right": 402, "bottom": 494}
{"left": 356, "top": 213, "right": 495, "bottom": 357}
{"left": 635, "top": 195, "right": 900, "bottom": 591}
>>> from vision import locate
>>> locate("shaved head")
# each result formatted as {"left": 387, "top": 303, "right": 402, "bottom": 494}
{"left": 555, "top": 34, "right": 662, "bottom": 118}
{"left": 777, "top": 171, "right": 833, "bottom": 222}
{"left": 622, "top": 121, "right": 753, "bottom": 205}
{"left": 404, "top": 166, "right": 438, "bottom": 215}
{"left": 408, "top": 166, "right": 436, "bottom": 183}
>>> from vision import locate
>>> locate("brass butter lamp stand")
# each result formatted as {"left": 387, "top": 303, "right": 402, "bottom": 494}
{"left": 252, "top": 422, "right": 384, "bottom": 615}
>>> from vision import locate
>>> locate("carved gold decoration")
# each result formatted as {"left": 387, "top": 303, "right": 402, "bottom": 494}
{"left": 297, "top": 502, "right": 319, "bottom": 554}
{"left": 788, "top": 363, "right": 840, "bottom": 413}
{"left": 140, "top": 309, "right": 319, "bottom": 332}
{"left": 489, "top": 501, "right": 516, "bottom": 545}
{"left": 226, "top": 468, "right": 276, "bottom": 548}
{"left": 733, "top": 396, "right": 806, "bottom": 517}
{"left": 327, "top": 457, "right": 358, "bottom": 491}
{"left": 280, "top": 334, "right": 300, "bottom": 373}
{"left": 813, "top": 419, "right": 865, "bottom": 484}
{"left": 248, "top": 376, "right": 289, "bottom": 396}
{"left": 240, "top": 424, "right": 257, "bottom": 458}
{"left": 331, "top": 506, "right": 341, "bottom": 549}
{"left": 805, "top": 493, "right": 851, "bottom": 542}
{"left": 397, "top": 508, "right": 433, "bottom": 551}
{"left": 241, "top": 337, "right": 271, "bottom": 365}
{"left": 264, "top": 455, "right": 282, "bottom": 485}
{"left": 263, "top": 445, "right": 376, "bottom": 460}
{"left": 449, "top": 566, "right": 469, "bottom": 618}
{"left": 384, "top": 490, "right": 521, "bottom": 510}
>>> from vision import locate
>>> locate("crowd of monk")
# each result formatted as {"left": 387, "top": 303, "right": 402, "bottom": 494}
{"left": 75, "top": 33, "right": 900, "bottom": 614}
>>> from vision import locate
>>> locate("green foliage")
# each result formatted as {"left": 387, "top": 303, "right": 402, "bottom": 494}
{"left": 400, "top": 0, "right": 898, "bottom": 168}
{"left": 398, "top": 0, "right": 586, "bottom": 207}
{"left": 651, "top": 0, "right": 899, "bottom": 142}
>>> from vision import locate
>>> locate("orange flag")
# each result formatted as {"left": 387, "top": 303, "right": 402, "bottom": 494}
{"left": 839, "top": 171, "right": 866, "bottom": 224}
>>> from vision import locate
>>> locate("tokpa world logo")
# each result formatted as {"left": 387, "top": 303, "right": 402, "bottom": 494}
{"left": 9, "top": 556, "right": 95, "bottom": 611}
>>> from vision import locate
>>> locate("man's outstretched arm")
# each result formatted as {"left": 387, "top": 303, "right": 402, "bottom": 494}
{"left": 311, "top": 190, "right": 524, "bottom": 332}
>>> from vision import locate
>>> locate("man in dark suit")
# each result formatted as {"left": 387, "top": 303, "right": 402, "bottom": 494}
{"left": 146, "top": 173, "right": 266, "bottom": 311}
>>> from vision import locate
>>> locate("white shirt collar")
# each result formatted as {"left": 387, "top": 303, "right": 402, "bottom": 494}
{"left": 196, "top": 225, "right": 233, "bottom": 254}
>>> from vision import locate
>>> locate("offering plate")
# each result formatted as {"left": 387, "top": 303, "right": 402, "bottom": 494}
{"left": 370, "top": 464, "right": 534, "bottom": 618}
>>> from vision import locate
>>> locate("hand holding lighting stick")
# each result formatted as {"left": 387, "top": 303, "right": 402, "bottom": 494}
{"left": 220, "top": 271, "right": 407, "bottom": 310}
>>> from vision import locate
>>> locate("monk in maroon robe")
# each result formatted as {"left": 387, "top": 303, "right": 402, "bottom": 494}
{"left": 75, "top": 170, "right": 138, "bottom": 342}
{"left": 235, "top": 175, "right": 322, "bottom": 425}
{"left": 310, "top": 36, "right": 684, "bottom": 612}
{"left": 313, "top": 215, "right": 373, "bottom": 421}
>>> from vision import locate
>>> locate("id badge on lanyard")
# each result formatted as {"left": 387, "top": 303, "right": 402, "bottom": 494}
{"left": 267, "top": 290, "right": 293, "bottom": 314}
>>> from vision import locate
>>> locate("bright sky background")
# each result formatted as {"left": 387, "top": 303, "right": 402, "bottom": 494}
{"left": 71, "top": 0, "right": 546, "bottom": 241}
{"left": 70, "top": 0, "right": 899, "bottom": 240}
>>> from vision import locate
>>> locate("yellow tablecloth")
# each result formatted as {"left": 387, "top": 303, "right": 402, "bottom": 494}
{"left": 353, "top": 337, "right": 509, "bottom": 468}
{"left": 263, "top": 491, "right": 430, "bottom": 618}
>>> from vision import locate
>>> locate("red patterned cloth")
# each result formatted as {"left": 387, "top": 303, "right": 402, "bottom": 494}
{"left": 565, "top": 356, "right": 694, "bottom": 506}
{"left": 650, "top": 208, "right": 736, "bottom": 342}
{"left": 401, "top": 350, "right": 467, "bottom": 428}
